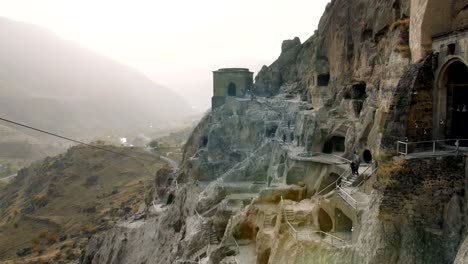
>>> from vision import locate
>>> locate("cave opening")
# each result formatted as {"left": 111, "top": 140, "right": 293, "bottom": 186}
{"left": 322, "top": 136, "right": 346, "bottom": 154}
{"left": 335, "top": 209, "right": 353, "bottom": 232}
{"left": 166, "top": 193, "right": 175, "bottom": 205}
{"left": 352, "top": 82, "right": 367, "bottom": 99}
{"left": 363, "top": 149, "right": 373, "bottom": 164}
{"left": 265, "top": 123, "right": 278, "bottom": 138}
{"left": 318, "top": 209, "right": 333, "bottom": 232}
{"left": 318, "top": 74, "right": 330, "bottom": 86}
{"left": 201, "top": 136, "right": 208, "bottom": 147}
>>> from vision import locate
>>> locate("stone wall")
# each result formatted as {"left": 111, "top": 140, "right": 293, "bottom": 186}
{"left": 213, "top": 68, "right": 253, "bottom": 97}
{"left": 382, "top": 55, "right": 434, "bottom": 147}
{"left": 410, "top": 0, "right": 468, "bottom": 63}
{"left": 372, "top": 156, "right": 466, "bottom": 263}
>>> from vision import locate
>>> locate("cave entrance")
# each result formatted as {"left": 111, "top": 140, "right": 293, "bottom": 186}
{"left": 258, "top": 248, "right": 271, "bottom": 264}
{"left": 322, "top": 136, "right": 346, "bottom": 154}
{"left": 318, "top": 209, "right": 333, "bottom": 232}
{"left": 335, "top": 209, "right": 353, "bottom": 232}
{"left": 286, "top": 167, "right": 305, "bottom": 185}
{"left": 317, "top": 173, "right": 341, "bottom": 195}
{"left": 318, "top": 74, "right": 330, "bottom": 87}
{"left": 166, "top": 193, "right": 175, "bottom": 205}
{"left": 437, "top": 60, "right": 468, "bottom": 146}
{"left": 363, "top": 149, "right": 373, "bottom": 164}
{"left": 265, "top": 123, "right": 278, "bottom": 138}
{"left": 228, "top": 82, "right": 237, "bottom": 96}
{"left": 201, "top": 136, "right": 208, "bottom": 147}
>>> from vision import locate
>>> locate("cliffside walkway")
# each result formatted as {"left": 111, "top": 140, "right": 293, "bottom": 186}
{"left": 316, "top": 164, "right": 375, "bottom": 210}
{"left": 336, "top": 165, "right": 376, "bottom": 210}
{"left": 397, "top": 139, "right": 468, "bottom": 159}
{"left": 284, "top": 144, "right": 350, "bottom": 165}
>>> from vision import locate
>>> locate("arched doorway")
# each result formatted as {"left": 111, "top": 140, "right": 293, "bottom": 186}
{"left": 318, "top": 209, "right": 333, "bottom": 232}
{"left": 363, "top": 149, "right": 373, "bottom": 164}
{"left": 437, "top": 60, "right": 468, "bottom": 145}
{"left": 228, "top": 82, "right": 237, "bottom": 96}
{"left": 335, "top": 209, "right": 353, "bottom": 232}
{"left": 322, "top": 136, "right": 346, "bottom": 154}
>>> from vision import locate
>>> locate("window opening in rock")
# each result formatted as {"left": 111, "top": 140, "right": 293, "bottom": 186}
{"left": 318, "top": 74, "right": 330, "bottom": 86}
{"left": 265, "top": 123, "right": 278, "bottom": 138}
{"left": 166, "top": 193, "right": 175, "bottom": 205}
{"left": 201, "top": 136, "right": 208, "bottom": 147}
{"left": 228, "top": 82, "right": 237, "bottom": 96}
{"left": 448, "top": 43, "right": 456, "bottom": 56}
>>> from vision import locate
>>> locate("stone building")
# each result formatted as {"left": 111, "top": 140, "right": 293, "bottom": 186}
{"left": 211, "top": 68, "right": 254, "bottom": 108}
{"left": 391, "top": 0, "right": 468, "bottom": 146}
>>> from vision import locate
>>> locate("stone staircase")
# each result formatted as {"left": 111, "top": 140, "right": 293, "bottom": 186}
{"left": 209, "top": 230, "right": 218, "bottom": 245}
{"left": 263, "top": 214, "right": 275, "bottom": 227}
{"left": 189, "top": 246, "right": 207, "bottom": 262}
{"left": 188, "top": 220, "right": 219, "bottom": 262}
{"left": 283, "top": 208, "right": 295, "bottom": 223}
{"left": 341, "top": 171, "right": 358, "bottom": 188}
{"left": 201, "top": 221, "right": 219, "bottom": 245}
{"left": 336, "top": 165, "right": 375, "bottom": 210}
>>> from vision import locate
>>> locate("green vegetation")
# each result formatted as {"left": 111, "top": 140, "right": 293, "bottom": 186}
{"left": 375, "top": 149, "right": 406, "bottom": 187}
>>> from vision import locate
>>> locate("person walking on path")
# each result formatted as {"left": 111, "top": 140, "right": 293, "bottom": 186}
{"left": 350, "top": 161, "right": 356, "bottom": 175}
{"left": 354, "top": 159, "right": 360, "bottom": 175}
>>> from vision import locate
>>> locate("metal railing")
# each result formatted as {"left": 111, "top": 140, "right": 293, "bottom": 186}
{"left": 194, "top": 208, "right": 202, "bottom": 219}
{"left": 336, "top": 186, "right": 358, "bottom": 209}
{"left": 174, "top": 260, "right": 201, "bottom": 264}
{"left": 397, "top": 139, "right": 468, "bottom": 156}
{"left": 192, "top": 208, "right": 209, "bottom": 260}
{"left": 280, "top": 196, "right": 347, "bottom": 248}
{"left": 335, "top": 164, "right": 378, "bottom": 209}
{"left": 294, "top": 152, "right": 351, "bottom": 164}
{"left": 221, "top": 236, "right": 240, "bottom": 264}
{"left": 350, "top": 166, "right": 378, "bottom": 194}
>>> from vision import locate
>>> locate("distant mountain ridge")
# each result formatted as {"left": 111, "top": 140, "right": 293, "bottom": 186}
{"left": 0, "top": 17, "right": 192, "bottom": 138}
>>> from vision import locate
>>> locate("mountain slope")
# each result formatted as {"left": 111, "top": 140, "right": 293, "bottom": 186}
{"left": 0, "top": 17, "right": 192, "bottom": 138}
{"left": 0, "top": 145, "right": 166, "bottom": 262}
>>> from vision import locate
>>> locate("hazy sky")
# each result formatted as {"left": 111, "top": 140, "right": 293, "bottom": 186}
{"left": 0, "top": 0, "right": 329, "bottom": 111}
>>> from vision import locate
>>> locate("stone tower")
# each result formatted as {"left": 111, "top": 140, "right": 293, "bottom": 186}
{"left": 212, "top": 68, "right": 254, "bottom": 108}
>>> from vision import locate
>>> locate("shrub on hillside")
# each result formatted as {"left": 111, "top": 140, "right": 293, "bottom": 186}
{"left": 83, "top": 175, "right": 99, "bottom": 187}
{"left": 375, "top": 149, "right": 406, "bottom": 187}
{"left": 48, "top": 232, "right": 58, "bottom": 244}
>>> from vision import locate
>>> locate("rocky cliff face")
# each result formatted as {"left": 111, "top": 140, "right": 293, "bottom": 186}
{"left": 80, "top": 0, "right": 468, "bottom": 263}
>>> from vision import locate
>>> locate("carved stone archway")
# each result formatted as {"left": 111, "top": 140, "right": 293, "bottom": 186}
{"left": 434, "top": 58, "right": 468, "bottom": 143}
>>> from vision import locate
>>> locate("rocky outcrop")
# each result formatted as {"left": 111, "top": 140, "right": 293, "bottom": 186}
{"left": 255, "top": 37, "right": 302, "bottom": 96}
